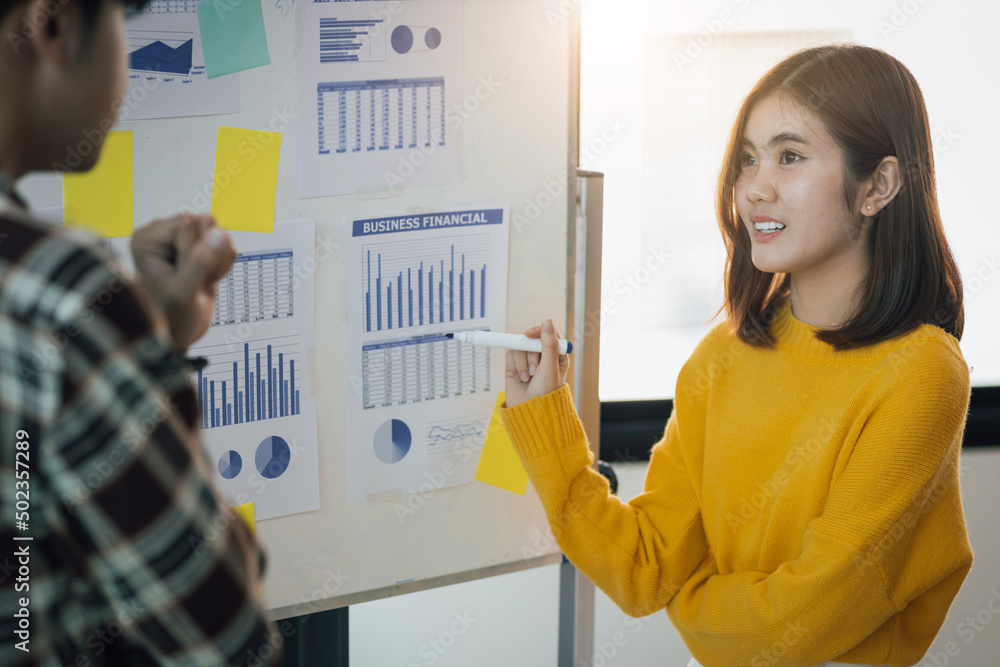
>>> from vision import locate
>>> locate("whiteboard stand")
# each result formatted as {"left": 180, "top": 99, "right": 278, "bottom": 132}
{"left": 559, "top": 170, "right": 605, "bottom": 667}
{"left": 282, "top": 607, "right": 347, "bottom": 667}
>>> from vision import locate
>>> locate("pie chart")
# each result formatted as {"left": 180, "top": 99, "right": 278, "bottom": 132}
{"left": 424, "top": 28, "right": 441, "bottom": 49}
{"left": 374, "top": 419, "right": 411, "bottom": 464}
{"left": 255, "top": 435, "right": 291, "bottom": 479}
{"left": 391, "top": 25, "right": 414, "bottom": 54}
{"left": 218, "top": 450, "right": 242, "bottom": 480}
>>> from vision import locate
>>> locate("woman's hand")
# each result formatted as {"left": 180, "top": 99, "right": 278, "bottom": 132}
{"left": 131, "top": 214, "right": 237, "bottom": 351}
{"left": 504, "top": 318, "right": 570, "bottom": 408}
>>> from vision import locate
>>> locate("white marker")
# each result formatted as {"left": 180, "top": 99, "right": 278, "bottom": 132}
{"left": 446, "top": 330, "right": 573, "bottom": 355}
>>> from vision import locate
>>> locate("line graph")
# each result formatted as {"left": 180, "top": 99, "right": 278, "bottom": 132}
{"left": 427, "top": 420, "right": 485, "bottom": 446}
{"left": 426, "top": 417, "right": 487, "bottom": 454}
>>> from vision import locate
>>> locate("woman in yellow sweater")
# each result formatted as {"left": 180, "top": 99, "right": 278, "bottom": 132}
{"left": 501, "top": 44, "right": 972, "bottom": 667}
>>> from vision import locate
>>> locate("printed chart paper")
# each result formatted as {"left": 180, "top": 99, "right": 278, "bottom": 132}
{"left": 123, "top": 0, "right": 239, "bottom": 120}
{"left": 296, "top": 0, "right": 462, "bottom": 197}
{"left": 342, "top": 208, "right": 508, "bottom": 504}
{"left": 190, "top": 219, "right": 319, "bottom": 520}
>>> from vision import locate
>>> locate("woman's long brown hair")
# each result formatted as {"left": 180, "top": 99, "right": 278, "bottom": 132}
{"left": 716, "top": 44, "right": 963, "bottom": 349}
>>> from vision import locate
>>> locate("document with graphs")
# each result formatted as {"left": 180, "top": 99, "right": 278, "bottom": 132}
{"left": 342, "top": 207, "right": 508, "bottom": 504}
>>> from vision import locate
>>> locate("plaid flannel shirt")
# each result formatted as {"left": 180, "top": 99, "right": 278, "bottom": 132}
{"left": 0, "top": 200, "right": 279, "bottom": 666}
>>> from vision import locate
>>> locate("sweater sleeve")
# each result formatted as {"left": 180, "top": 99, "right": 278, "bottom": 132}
{"left": 500, "top": 384, "right": 709, "bottom": 616}
{"left": 670, "top": 337, "right": 974, "bottom": 667}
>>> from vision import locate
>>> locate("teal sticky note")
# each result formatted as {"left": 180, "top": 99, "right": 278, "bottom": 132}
{"left": 197, "top": 0, "right": 270, "bottom": 79}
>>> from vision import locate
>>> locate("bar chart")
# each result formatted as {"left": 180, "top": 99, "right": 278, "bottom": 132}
{"left": 212, "top": 249, "right": 294, "bottom": 327}
{"left": 316, "top": 77, "right": 445, "bottom": 155}
{"left": 362, "top": 236, "right": 489, "bottom": 333}
{"left": 361, "top": 333, "right": 490, "bottom": 410}
{"left": 192, "top": 336, "right": 303, "bottom": 430}
{"left": 319, "top": 17, "right": 387, "bottom": 63}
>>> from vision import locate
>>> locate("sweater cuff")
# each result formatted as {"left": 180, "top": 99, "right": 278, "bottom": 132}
{"left": 500, "top": 384, "right": 591, "bottom": 461}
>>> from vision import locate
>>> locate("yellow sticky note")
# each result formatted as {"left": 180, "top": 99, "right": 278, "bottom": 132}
{"left": 63, "top": 131, "right": 134, "bottom": 237}
{"left": 232, "top": 502, "right": 260, "bottom": 596}
{"left": 233, "top": 502, "right": 255, "bottom": 535}
{"left": 210, "top": 126, "right": 281, "bottom": 233}
{"left": 475, "top": 392, "right": 529, "bottom": 495}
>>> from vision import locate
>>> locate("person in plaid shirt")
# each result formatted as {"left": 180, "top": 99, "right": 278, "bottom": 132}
{"left": 0, "top": 0, "right": 280, "bottom": 664}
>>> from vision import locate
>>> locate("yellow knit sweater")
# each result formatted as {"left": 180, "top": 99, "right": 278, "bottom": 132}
{"left": 500, "top": 300, "right": 973, "bottom": 667}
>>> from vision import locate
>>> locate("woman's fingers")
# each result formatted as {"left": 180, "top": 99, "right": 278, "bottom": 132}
{"left": 526, "top": 351, "right": 541, "bottom": 376}
{"left": 511, "top": 348, "right": 531, "bottom": 382}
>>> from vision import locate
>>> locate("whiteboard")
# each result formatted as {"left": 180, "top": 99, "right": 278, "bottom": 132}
{"left": 257, "top": 0, "right": 576, "bottom": 618}
{"left": 18, "top": 0, "right": 576, "bottom": 617}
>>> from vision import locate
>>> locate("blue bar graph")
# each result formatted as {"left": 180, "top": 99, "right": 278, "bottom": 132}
{"left": 363, "top": 239, "right": 490, "bottom": 333}
{"left": 318, "top": 17, "right": 385, "bottom": 64}
{"left": 193, "top": 339, "right": 302, "bottom": 430}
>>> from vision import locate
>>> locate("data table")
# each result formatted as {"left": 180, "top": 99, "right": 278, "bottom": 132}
{"left": 317, "top": 77, "right": 446, "bottom": 155}
{"left": 361, "top": 334, "right": 491, "bottom": 410}
{"left": 212, "top": 249, "right": 295, "bottom": 327}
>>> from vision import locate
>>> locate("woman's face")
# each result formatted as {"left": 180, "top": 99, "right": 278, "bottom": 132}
{"left": 735, "top": 93, "right": 869, "bottom": 281}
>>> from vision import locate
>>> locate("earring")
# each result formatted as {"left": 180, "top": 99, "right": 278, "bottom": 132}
{"left": 866, "top": 205, "right": 872, "bottom": 210}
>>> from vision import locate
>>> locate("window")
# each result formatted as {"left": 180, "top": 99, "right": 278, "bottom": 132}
{"left": 583, "top": 1, "right": 999, "bottom": 400}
